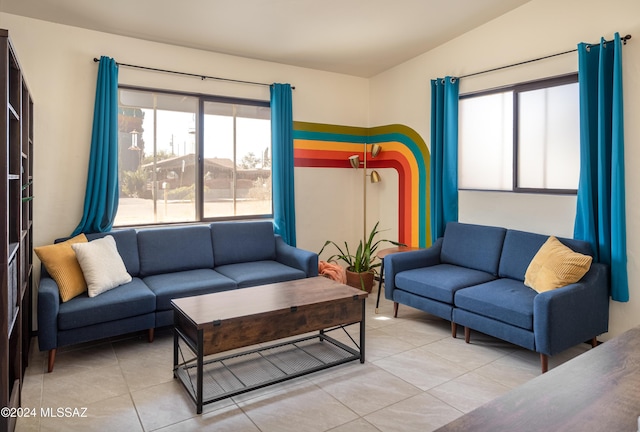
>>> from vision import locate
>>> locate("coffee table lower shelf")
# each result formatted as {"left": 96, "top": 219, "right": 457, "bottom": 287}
{"left": 174, "top": 327, "right": 362, "bottom": 412}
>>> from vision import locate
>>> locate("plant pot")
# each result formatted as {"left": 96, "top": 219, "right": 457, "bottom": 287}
{"left": 346, "top": 269, "right": 375, "bottom": 293}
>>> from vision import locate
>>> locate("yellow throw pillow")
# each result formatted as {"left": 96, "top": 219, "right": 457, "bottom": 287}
{"left": 524, "top": 236, "right": 593, "bottom": 293}
{"left": 35, "top": 234, "right": 88, "bottom": 302}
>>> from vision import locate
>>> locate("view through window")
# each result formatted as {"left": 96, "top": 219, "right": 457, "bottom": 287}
{"left": 115, "top": 87, "right": 272, "bottom": 226}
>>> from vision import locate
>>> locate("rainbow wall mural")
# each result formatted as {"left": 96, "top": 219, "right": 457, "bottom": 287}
{"left": 293, "top": 121, "right": 432, "bottom": 248}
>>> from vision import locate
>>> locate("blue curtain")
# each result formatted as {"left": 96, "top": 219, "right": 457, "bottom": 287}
{"left": 574, "top": 33, "right": 628, "bottom": 302}
{"left": 71, "top": 56, "right": 119, "bottom": 236}
{"left": 271, "top": 83, "right": 296, "bottom": 246}
{"left": 430, "top": 77, "right": 459, "bottom": 241}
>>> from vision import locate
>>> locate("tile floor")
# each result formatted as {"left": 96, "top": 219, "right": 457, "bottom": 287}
{"left": 16, "top": 292, "right": 590, "bottom": 432}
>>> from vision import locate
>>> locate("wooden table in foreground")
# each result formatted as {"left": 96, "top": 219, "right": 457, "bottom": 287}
{"left": 171, "top": 277, "right": 368, "bottom": 414}
{"left": 436, "top": 326, "right": 640, "bottom": 432}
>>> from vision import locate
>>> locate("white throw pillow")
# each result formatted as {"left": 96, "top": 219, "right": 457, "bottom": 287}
{"left": 71, "top": 235, "right": 132, "bottom": 297}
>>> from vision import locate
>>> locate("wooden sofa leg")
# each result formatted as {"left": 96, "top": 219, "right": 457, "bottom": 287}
{"left": 464, "top": 327, "right": 471, "bottom": 343}
{"left": 540, "top": 353, "right": 549, "bottom": 373}
{"left": 48, "top": 349, "right": 56, "bottom": 373}
{"left": 451, "top": 322, "right": 458, "bottom": 338}
{"left": 393, "top": 302, "right": 399, "bottom": 317}
{"left": 591, "top": 337, "right": 598, "bottom": 348}
{"left": 148, "top": 328, "right": 155, "bottom": 343}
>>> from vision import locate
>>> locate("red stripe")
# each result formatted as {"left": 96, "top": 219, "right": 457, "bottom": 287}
{"left": 294, "top": 149, "right": 413, "bottom": 246}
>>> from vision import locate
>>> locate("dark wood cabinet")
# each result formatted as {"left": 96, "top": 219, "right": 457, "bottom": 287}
{"left": 1, "top": 29, "right": 33, "bottom": 432}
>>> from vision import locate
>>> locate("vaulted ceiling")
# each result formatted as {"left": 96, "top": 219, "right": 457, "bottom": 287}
{"left": 0, "top": 0, "right": 531, "bottom": 77}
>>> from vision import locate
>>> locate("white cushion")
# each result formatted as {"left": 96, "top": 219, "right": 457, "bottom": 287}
{"left": 71, "top": 235, "right": 132, "bottom": 297}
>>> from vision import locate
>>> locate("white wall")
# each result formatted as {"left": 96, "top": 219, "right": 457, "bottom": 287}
{"left": 370, "top": 0, "right": 640, "bottom": 338}
{"left": 0, "top": 13, "right": 370, "bottom": 260}
{"left": 296, "top": 165, "right": 399, "bottom": 264}
{"left": 459, "top": 191, "right": 577, "bottom": 238}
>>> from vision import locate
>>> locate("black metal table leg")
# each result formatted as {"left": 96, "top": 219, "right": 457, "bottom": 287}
{"left": 197, "top": 329, "right": 203, "bottom": 415}
{"left": 173, "top": 327, "right": 178, "bottom": 379}
{"left": 360, "top": 298, "right": 366, "bottom": 363}
{"left": 375, "top": 259, "right": 384, "bottom": 313}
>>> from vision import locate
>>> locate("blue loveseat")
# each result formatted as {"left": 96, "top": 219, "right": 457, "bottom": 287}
{"left": 384, "top": 222, "right": 609, "bottom": 372}
{"left": 38, "top": 221, "right": 318, "bottom": 372}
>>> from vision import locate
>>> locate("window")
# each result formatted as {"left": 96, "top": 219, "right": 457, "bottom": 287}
{"left": 202, "top": 101, "right": 272, "bottom": 219}
{"left": 115, "top": 87, "right": 272, "bottom": 227}
{"left": 459, "top": 74, "right": 579, "bottom": 194}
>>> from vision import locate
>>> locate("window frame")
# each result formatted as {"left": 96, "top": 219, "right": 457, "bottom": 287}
{"left": 459, "top": 72, "right": 579, "bottom": 195}
{"left": 117, "top": 84, "right": 273, "bottom": 228}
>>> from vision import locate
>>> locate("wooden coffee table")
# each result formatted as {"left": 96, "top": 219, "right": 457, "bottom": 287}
{"left": 171, "top": 277, "right": 368, "bottom": 413}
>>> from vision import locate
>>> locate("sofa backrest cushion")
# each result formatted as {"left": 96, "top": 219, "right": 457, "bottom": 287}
{"left": 211, "top": 221, "right": 276, "bottom": 266}
{"left": 499, "top": 229, "right": 593, "bottom": 281}
{"left": 137, "top": 225, "right": 214, "bottom": 277}
{"left": 440, "top": 222, "right": 506, "bottom": 275}
{"left": 86, "top": 229, "right": 140, "bottom": 276}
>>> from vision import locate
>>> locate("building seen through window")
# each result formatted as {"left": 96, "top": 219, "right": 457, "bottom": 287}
{"left": 115, "top": 87, "right": 272, "bottom": 226}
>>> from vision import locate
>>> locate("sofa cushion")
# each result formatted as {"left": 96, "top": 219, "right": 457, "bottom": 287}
{"left": 35, "top": 233, "right": 88, "bottom": 302}
{"left": 498, "top": 230, "right": 593, "bottom": 282}
{"left": 454, "top": 278, "right": 537, "bottom": 330}
{"left": 498, "top": 230, "right": 550, "bottom": 281}
{"left": 57, "top": 278, "right": 155, "bottom": 330}
{"left": 86, "top": 229, "right": 140, "bottom": 276}
{"left": 71, "top": 235, "right": 132, "bottom": 298}
{"left": 214, "top": 260, "right": 307, "bottom": 288}
{"left": 137, "top": 225, "right": 214, "bottom": 277}
{"left": 440, "top": 222, "right": 506, "bottom": 275}
{"left": 143, "top": 269, "right": 237, "bottom": 310}
{"left": 395, "top": 263, "right": 497, "bottom": 304}
{"left": 211, "top": 221, "right": 276, "bottom": 266}
{"left": 524, "top": 236, "right": 593, "bottom": 293}
{"left": 453, "top": 308, "right": 536, "bottom": 351}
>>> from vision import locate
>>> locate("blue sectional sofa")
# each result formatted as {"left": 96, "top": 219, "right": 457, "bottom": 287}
{"left": 38, "top": 221, "right": 318, "bottom": 372}
{"left": 384, "top": 222, "right": 609, "bottom": 372}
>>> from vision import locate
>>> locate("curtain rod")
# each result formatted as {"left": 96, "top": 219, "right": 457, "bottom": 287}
{"left": 92, "top": 57, "right": 295, "bottom": 89}
{"left": 457, "top": 34, "right": 632, "bottom": 80}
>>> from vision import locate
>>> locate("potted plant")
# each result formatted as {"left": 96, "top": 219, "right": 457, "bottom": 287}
{"left": 319, "top": 221, "right": 404, "bottom": 292}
